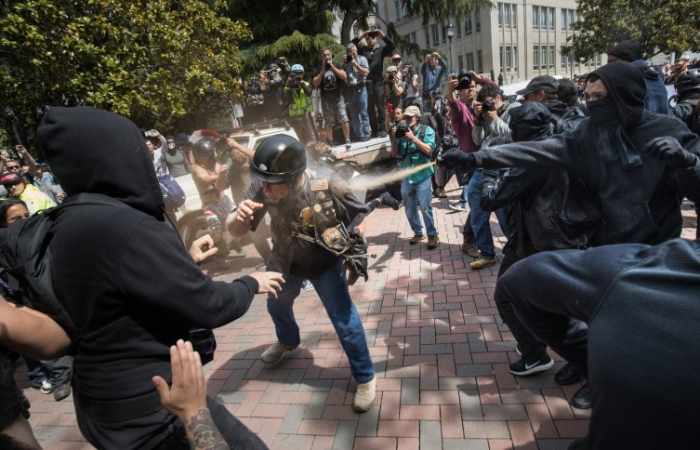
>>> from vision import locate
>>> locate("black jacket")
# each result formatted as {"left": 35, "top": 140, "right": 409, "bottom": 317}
{"left": 474, "top": 112, "right": 700, "bottom": 246}
{"left": 359, "top": 37, "right": 395, "bottom": 82}
{"left": 37, "top": 107, "right": 259, "bottom": 442}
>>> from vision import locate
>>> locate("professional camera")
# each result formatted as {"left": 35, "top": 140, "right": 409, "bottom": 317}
{"left": 479, "top": 98, "right": 496, "bottom": 121}
{"left": 456, "top": 70, "right": 475, "bottom": 90}
{"left": 395, "top": 120, "right": 409, "bottom": 138}
{"left": 265, "top": 64, "right": 284, "bottom": 87}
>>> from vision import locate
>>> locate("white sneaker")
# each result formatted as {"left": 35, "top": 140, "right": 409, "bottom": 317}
{"left": 261, "top": 342, "right": 295, "bottom": 367}
{"left": 353, "top": 377, "right": 376, "bottom": 413}
{"left": 40, "top": 379, "right": 54, "bottom": 394}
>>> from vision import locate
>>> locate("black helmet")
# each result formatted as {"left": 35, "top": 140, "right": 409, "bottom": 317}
{"left": 189, "top": 129, "right": 222, "bottom": 163}
{"left": 675, "top": 73, "right": 700, "bottom": 98}
{"left": 251, "top": 135, "right": 306, "bottom": 183}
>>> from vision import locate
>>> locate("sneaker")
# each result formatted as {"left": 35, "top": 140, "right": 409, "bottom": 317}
{"left": 448, "top": 202, "right": 466, "bottom": 212}
{"left": 470, "top": 255, "right": 497, "bottom": 270}
{"left": 509, "top": 355, "right": 554, "bottom": 376}
{"left": 427, "top": 236, "right": 440, "bottom": 249}
{"left": 461, "top": 241, "right": 480, "bottom": 258}
{"left": 570, "top": 382, "right": 592, "bottom": 410}
{"left": 353, "top": 377, "right": 376, "bottom": 413}
{"left": 261, "top": 342, "right": 296, "bottom": 367}
{"left": 53, "top": 383, "right": 72, "bottom": 402}
{"left": 409, "top": 235, "right": 425, "bottom": 245}
{"left": 39, "top": 379, "right": 54, "bottom": 394}
{"left": 555, "top": 362, "right": 583, "bottom": 386}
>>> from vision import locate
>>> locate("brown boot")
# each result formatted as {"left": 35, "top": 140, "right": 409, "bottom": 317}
{"left": 461, "top": 241, "right": 480, "bottom": 258}
{"left": 427, "top": 235, "right": 440, "bottom": 249}
{"left": 409, "top": 235, "right": 426, "bottom": 245}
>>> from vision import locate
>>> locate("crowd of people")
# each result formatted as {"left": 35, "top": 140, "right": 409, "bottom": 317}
{"left": 0, "top": 32, "right": 699, "bottom": 450}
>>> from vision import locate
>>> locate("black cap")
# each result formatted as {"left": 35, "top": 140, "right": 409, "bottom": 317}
{"left": 516, "top": 75, "right": 558, "bottom": 96}
{"left": 251, "top": 135, "right": 306, "bottom": 184}
{"left": 607, "top": 40, "right": 643, "bottom": 63}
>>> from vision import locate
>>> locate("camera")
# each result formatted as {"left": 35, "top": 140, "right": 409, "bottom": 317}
{"left": 479, "top": 98, "right": 496, "bottom": 121}
{"left": 456, "top": 71, "right": 475, "bottom": 90}
{"left": 265, "top": 64, "right": 284, "bottom": 87}
{"left": 395, "top": 120, "right": 409, "bottom": 138}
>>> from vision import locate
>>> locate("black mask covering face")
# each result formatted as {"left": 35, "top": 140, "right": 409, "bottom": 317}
{"left": 586, "top": 97, "right": 620, "bottom": 125}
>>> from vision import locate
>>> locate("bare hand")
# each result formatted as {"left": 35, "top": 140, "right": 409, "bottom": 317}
{"left": 249, "top": 271, "right": 286, "bottom": 298}
{"left": 189, "top": 234, "right": 219, "bottom": 263}
{"left": 152, "top": 340, "right": 206, "bottom": 422}
{"left": 403, "top": 128, "right": 416, "bottom": 142}
{"left": 233, "top": 199, "right": 264, "bottom": 230}
{"left": 448, "top": 79, "right": 459, "bottom": 91}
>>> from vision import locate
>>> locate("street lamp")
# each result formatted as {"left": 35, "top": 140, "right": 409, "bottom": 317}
{"left": 447, "top": 23, "right": 455, "bottom": 73}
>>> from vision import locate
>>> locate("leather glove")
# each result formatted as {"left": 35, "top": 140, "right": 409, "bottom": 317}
{"left": 438, "top": 150, "right": 477, "bottom": 171}
{"left": 644, "top": 136, "right": 699, "bottom": 169}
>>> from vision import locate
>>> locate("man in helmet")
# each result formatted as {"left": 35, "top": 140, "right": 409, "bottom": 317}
{"left": 185, "top": 130, "right": 233, "bottom": 247}
{"left": 283, "top": 64, "right": 313, "bottom": 142}
{"left": 230, "top": 135, "right": 377, "bottom": 413}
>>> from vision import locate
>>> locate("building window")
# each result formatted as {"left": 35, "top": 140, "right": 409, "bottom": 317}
{"left": 512, "top": 4, "right": 517, "bottom": 28}
{"left": 550, "top": 46, "right": 556, "bottom": 68}
{"left": 513, "top": 46, "right": 518, "bottom": 69}
{"left": 456, "top": 19, "right": 462, "bottom": 38}
{"left": 477, "top": 50, "right": 483, "bottom": 72}
{"left": 533, "top": 5, "right": 539, "bottom": 28}
{"left": 394, "top": 0, "right": 401, "bottom": 20}
{"left": 561, "top": 9, "right": 568, "bottom": 30}
{"left": 431, "top": 24, "right": 439, "bottom": 46}
{"left": 441, "top": 22, "right": 447, "bottom": 43}
{"left": 500, "top": 46, "right": 504, "bottom": 68}
{"left": 498, "top": 2, "right": 504, "bottom": 27}
{"left": 534, "top": 45, "right": 540, "bottom": 69}
{"left": 475, "top": 6, "right": 481, "bottom": 32}
{"left": 465, "top": 14, "right": 472, "bottom": 35}
{"left": 411, "top": 31, "right": 416, "bottom": 43}
{"left": 467, "top": 52, "right": 475, "bottom": 71}
{"left": 458, "top": 55, "right": 464, "bottom": 72}
{"left": 569, "top": 10, "right": 575, "bottom": 28}
{"left": 506, "top": 46, "right": 512, "bottom": 69}
{"left": 505, "top": 3, "right": 512, "bottom": 27}
{"left": 549, "top": 8, "right": 555, "bottom": 29}
{"left": 541, "top": 6, "right": 547, "bottom": 29}
{"left": 561, "top": 47, "right": 568, "bottom": 67}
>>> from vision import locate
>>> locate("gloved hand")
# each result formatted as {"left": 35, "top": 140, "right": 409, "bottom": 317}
{"left": 644, "top": 136, "right": 699, "bottom": 169}
{"left": 438, "top": 150, "right": 477, "bottom": 170}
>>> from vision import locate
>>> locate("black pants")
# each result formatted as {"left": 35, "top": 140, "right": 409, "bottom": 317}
{"left": 496, "top": 252, "right": 548, "bottom": 361}
{"left": 25, "top": 356, "right": 73, "bottom": 387}
{"left": 367, "top": 80, "right": 385, "bottom": 134}
{"left": 76, "top": 394, "right": 267, "bottom": 450}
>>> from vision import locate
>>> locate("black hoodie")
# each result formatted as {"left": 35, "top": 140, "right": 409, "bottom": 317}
{"left": 37, "top": 107, "right": 259, "bottom": 442}
{"left": 473, "top": 62, "right": 700, "bottom": 246}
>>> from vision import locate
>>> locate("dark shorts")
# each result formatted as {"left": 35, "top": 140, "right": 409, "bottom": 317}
{"left": 320, "top": 94, "right": 349, "bottom": 128}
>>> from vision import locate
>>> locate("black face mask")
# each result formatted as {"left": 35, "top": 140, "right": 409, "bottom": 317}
{"left": 587, "top": 97, "right": 619, "bottom": 125}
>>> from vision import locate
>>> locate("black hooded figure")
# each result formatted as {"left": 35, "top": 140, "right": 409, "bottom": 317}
{"left": 38, "top": 107, "right": 269, "bottom": 450}
{"left": 445, "top": 61, "right": 700, "bottom": 246}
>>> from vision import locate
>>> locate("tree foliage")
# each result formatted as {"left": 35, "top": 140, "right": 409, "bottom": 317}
{"left": 569, "top": 0, "right": 700, "bottom": 61}
{"left": 0, "top": 0, "right": 252, "bottom": 141}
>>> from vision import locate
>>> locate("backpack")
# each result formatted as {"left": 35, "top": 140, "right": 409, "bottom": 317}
{"left": 158, "top": 174, "right": 186, "bottom": 210}
{"left": 0, "top": 193, "right": 216, "bottom": 362}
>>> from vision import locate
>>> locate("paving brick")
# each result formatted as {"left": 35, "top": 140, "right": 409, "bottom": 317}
{"left": 440, "top": 405, "right": 464, "bottom": 438}
{"left": 279, "top": 405, "right": 307, "bottom": 434}
{"left": 456, "top": 364, "right": 493, "bottom": 377}
{"left": 397, "top": 437, "right": 419, "bottom": 450}
{"left": 420, "top": 390, "right": 459, "bottom": 405}
{"left": 543, "top": 388, "right": 575, "bottom": 420}
{"left": 357, "top": 392, "right": 381, "bottom": 437}
{"left": 419, "top": 421, "right": 442, "bottom": 450}
{"left": 482, "top": 404, "right": 528, "bottom": 421}
{"left": 554, "top": 420, "right": 589, "bottom": 438}
{"left": 525, "top": 403, "right": 559, "bottom": 439}
{"left": 463, "top": 421, "right": 511, "bottom": 439}
{"left": 352, "top": 437, "right": 397, "bottom": 450}
{"left": 379, "top": 391, "right": 401, "bottom": 420}
{"left": 488, "top": 439, "right": 514, "bottom": 450}
{"left": 312, "top": 436, "right": 335, "bottom": 450}
{"left": 399, "top": 405, "right": 440, "bottom": 420}
{"left": 377, "top": 420, "right": 419, "bottom": 437}
{"left": 273, "top": 434, "right": 314, "bottom": 450}
{"left": 298, "top": 419, "right": 340, "bottom": 436}
{"left": 459, "top": 390, "right": 484, "bottom": 420}
{"left": 332, "top": 420, "right": 358, "bottom": 450}
{"left": 508, "top": 421, "right": 538, "bottom": 450}
{"left": 400, "top": 378, "right": 420, "bottom": 405}
{"left": 442, "top": 439, "right": 490, "bottom": 450}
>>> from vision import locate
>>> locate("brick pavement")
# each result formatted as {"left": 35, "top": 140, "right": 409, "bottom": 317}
{"left": 20, "top": 188, "right": 698, "bottom": 450}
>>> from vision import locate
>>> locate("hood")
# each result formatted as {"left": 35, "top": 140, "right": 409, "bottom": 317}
{"left": 509, "top": 102, "right": 555, "bottom": 142}
{"left": 543, "top": 99, "right": 569, "bottom": 118}
{"left": 630, "top": 59, "right": 661, "bottom": 81}
{"left": 38, "top": 107, "right": 164, "bottom": 219}
{"left": 593, "top": 62, "right": 646, "bottom": 128}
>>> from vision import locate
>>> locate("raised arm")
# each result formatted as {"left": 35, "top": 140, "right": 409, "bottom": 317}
{"left": 0, "top": 298, "right": 70, "bottom": 360}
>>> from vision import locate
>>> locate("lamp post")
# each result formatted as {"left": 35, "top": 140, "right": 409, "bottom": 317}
{"left": 447, "top": 23, "right": 455, "bottom": 73}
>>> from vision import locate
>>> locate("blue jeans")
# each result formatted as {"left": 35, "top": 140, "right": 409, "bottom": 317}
{"left": 401, "top": 177, "right": 437, "bottom": 237}
{"left": 350, "top": 86, "right": 371, "bottom": 141}
{"left": 266, "top": 259, "right": 374, "bottom": 383}
{"left": 466, "top": 169, "right": 507, "bottom": 258}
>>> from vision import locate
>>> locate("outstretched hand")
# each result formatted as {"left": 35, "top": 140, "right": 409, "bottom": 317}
{"left": 189, "top": 235, "right": 219, "bottom": 264}
{"left": 152, "top": 340, "right": 206, "bottom": 422}
{"left": 644, "top": 136, "right": 698, "bottom": 169}
{"left": 249, "top": 272, "right": 286, "bottom": 298}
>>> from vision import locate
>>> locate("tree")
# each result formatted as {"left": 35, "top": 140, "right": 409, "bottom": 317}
{"left": 569, "top": 0, "right": 700, "bottom": 61}
{"left": 0, "top": 0, "right": 252, "bottom": 143}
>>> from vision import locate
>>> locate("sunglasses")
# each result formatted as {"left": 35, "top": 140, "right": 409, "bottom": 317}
{"left": 6, "top": 165, "right": 20, "bottom": 171}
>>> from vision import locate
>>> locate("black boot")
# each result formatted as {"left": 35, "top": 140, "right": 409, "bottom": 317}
{"left": 555, "top": 363, "right": 584, "bottom": 386}
{"left": 571, "top": 382, "right": 592, "bottom": 410}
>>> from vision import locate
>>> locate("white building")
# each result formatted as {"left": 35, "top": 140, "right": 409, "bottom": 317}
{"left": 375, "top": 0, "right": 606, "bottom": 84}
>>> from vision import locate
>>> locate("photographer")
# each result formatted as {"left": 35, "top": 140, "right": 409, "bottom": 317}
{"left": 391, "top": 105, "right": 439, "bottom": 249}
{"left": 421, "top": 52, "right": 448, "bottom": 111}
{"left": 357, "top": 29, "right": 395, "bottom": 138}
{"left": 312, "top": 48, "right": 351, "bottom": 149}
{"left": 344, "top": 44, "right": 371, "bottom": 142}
{"left": 384, "top": 66, "right": 405, "bottom": 133}
{"left": 283, "top": 64, "right": 313, "bottom": 142}
{"left": 261, "top": 63, "right": 285, "bottom": 120}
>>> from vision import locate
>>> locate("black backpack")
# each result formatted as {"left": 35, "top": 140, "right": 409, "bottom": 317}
{"left": 0, "top": 193, "right": 216, "bottom": 362}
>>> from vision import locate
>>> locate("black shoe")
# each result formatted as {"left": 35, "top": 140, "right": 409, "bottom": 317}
{"left": 509, "top": 355, "right": 554, "bottom": 376}
{"left": 379, "top": 192, "right": 400, "bottom": 210}
{"left": 570, "top": 382, "right": 592, "bottom": 410}
{"left": 555, "top": 363, "right": 583, "bottom": 386}
{"left": 53, "top": 383, "right": 72, "bottom": 402}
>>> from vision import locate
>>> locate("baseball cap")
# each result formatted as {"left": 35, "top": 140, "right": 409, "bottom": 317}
{"left": 516, "top": 75, "right": 558, "bottom": 96}
{"left": 403, "top": 105, "right": 422, "bottom": 117}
